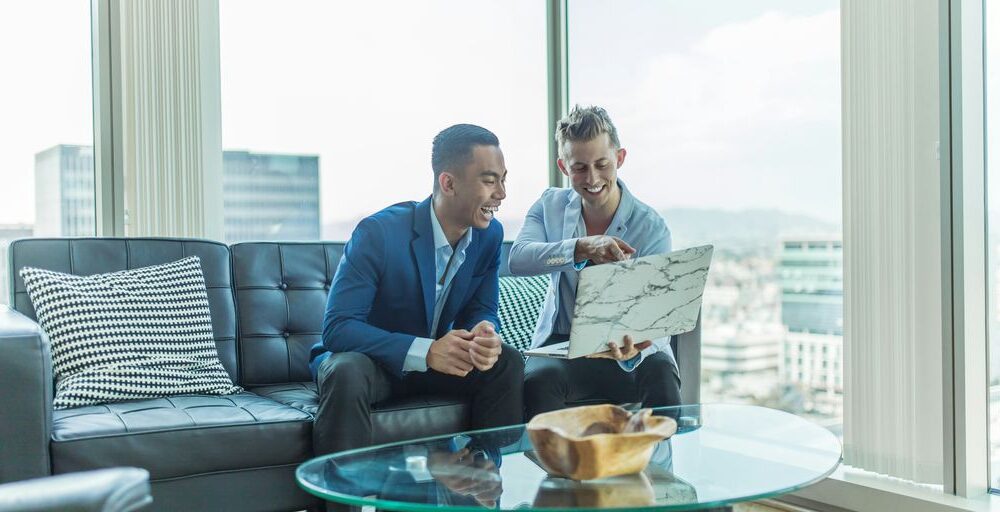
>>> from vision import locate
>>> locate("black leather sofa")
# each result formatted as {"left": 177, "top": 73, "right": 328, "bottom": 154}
{"left": 0, "top": 238, "right": 701, "bottom": 511}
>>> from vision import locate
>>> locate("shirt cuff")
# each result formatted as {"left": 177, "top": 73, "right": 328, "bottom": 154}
{"left": 404, "top": 337, "right": 434, "bottom": 372}
{"left": 618, "top": 353, "right": 642, "bottom": 372}
{"left": 562, "top": 238, "right": 588, "bottom": 269}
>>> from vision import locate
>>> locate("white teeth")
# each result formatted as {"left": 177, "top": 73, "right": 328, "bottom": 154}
{"left": 586, "top": 185, "right": 604, "bottom": 194}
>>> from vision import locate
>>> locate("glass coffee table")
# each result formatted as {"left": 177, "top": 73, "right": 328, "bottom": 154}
{"left": 297, "top": 404, "right": 842, "bottom": 511}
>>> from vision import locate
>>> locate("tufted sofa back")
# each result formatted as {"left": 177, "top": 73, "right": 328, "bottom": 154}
{"left": 230, "top": 242, "right": 343, "bottom": 386}
{"left": 230, "top": 241, "right": 527, "bottom": 386}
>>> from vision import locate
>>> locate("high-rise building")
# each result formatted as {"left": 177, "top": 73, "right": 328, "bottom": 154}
{"left": 779, "top": 238, "right": 843, "bottom": 414}
{"left": 33, "top": 146, "right": 320, "bottom": 243}
{"left": 700, "top": 255, "right": 785, "bottom": 401}
{"left": 34, "top": 145, "right": 95, "bottom": 237}
{"left": 223, "top": 150, "right": 320, "bottom": 242}
{"left": 0, "top": 224, "right": 34, "bottom": 305}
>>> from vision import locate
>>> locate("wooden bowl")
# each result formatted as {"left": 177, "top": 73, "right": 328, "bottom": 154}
{"left": 526, "top": 404, "right": 678, "bottom": 481}
{"left": 532, "top": 472, "right": 655, "bottom": 508}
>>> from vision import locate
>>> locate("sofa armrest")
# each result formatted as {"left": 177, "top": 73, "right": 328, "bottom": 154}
{"left": 0, "top": 306, "right": 53, "bottom": 483}
{"left": 0, "top": 467, "right": 151, "bottom": 512}
{"left": 673, "top": 313, "right": 701, "bottom": 405}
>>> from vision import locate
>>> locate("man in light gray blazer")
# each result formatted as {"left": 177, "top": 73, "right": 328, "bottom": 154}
{"left": 509, "top": 105, "right": 681, "bottom": 419}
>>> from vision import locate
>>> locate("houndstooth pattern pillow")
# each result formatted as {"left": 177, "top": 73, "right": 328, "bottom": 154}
{"left": 498, "top": 274, "right": 550, "bottom": 353}
{"left": 20, "top": 256, "right": 242, "bottom": 409}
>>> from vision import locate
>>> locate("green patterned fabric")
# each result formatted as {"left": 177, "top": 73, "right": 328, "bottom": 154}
{"left": 498, "top": 274, "right": 550, "bottom": 354}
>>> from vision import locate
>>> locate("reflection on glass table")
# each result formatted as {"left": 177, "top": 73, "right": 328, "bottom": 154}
{"left": 297, "top": 404, "right": 842, "bottom": 511}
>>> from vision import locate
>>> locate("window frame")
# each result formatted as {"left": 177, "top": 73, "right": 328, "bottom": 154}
{"left": 88, "top": 0, "right": 995, "bottom": 507}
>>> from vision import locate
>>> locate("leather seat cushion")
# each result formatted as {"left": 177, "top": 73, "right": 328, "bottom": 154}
{"left": 50, "top": 393, "right": 312, "bottom": 480}
{"left": 251, "top": 382, "right": 469, "bottom": 444}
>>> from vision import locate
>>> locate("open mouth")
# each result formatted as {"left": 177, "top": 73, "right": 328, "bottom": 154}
{"left": 480, "top": 205, "right": 499, "bottom": 219}
{"left": 584, "top": 184, "right": 605, "bottom": 195}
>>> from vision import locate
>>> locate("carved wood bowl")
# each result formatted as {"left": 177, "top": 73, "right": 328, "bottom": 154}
{"left": 527, "top": 404, "right": 678, "bottom": 481}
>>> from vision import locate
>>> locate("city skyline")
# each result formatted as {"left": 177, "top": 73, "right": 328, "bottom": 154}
{"left": 30, "top": 144, "right": 322, "bottom": 243}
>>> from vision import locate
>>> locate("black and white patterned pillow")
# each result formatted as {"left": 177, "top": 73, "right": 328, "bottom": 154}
{"left": 20, "top": 256, "right": 242, "bottom": 409}
{"left": 498, "top": 274, "right": 550, "bottom": 353}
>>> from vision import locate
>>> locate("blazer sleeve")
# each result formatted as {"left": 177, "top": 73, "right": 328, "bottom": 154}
{"left": 508, "top": 192, "right": 579, "bottom": 276}
{"left": 322, "top": 217, "right": 417, "bottom": 376}
{"left": 455, "top": 227, "right": 502, "bottom": 334}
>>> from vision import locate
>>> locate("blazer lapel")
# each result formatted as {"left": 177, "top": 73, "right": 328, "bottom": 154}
{"left": 606, "top": 179, "right": 634, "bottom": 237}
{"left": 562, "top": 190, "right": 582, "bottom": 240}
{"left": 412, "top": 197, "right": 436, "bottom": 336}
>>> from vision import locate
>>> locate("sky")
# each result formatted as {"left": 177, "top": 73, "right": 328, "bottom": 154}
{"left": 0, "top": 0, "right": 844, "bottom": 231}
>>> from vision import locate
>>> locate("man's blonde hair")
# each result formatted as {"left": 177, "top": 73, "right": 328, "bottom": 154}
{"left": 554, "top": 105, "right": 621, "bottom": 156}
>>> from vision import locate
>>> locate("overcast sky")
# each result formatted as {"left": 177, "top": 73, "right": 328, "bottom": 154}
{"left": 0, "top": 0, "right": 858, "bottom": 229}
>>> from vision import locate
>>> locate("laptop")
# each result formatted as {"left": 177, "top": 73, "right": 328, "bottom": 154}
{"left": 524, "top": 244, "right": 713, "bottom": 359}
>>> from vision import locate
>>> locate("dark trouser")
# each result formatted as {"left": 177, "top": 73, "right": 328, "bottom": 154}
{"left": 524, "top": 335, "right": 681, "bottom": 420}
{"left": 313, "top": 343, "right": 525, "bottom": 456}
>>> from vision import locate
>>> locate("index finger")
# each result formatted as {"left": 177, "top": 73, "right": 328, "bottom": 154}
{"left": 452, "top": 329, "right": 475, "bottom": 339}
{"left": 610, "top": 243, "right": 626, "bottom": 261}
{"left": 613, "top": 237, "right": 636, "bottom": 255}
{"left": 473, "top": 335, "right": 501, "bottom": 348}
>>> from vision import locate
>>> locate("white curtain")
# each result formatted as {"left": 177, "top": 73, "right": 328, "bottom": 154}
{"left": 117, "top": 0, "right": 223, "bottom": 239}
{"left": 841, "top": 0, "right": 943, "bottom": 484}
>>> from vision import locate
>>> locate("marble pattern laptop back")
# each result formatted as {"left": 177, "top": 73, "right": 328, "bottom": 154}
{"left": 568, "top": 244, "right": 714, "bottom": 358}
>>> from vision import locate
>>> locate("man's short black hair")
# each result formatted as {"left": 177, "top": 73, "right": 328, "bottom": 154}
{"left": 431, "top": 124, "right": 500, "bottom": 189}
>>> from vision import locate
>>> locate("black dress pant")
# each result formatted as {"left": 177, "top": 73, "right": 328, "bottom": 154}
{"left": 524, "top": 335, "right": 681, "bottom": 420}
{"left": 313, "top": 343, "right": 525, "bottom": 456}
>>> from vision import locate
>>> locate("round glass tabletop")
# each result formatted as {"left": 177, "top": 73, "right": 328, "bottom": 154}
{"left": 297, "top": 404, "right": 842, "bottom": 511}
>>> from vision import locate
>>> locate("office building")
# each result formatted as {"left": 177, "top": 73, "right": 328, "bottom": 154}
{"left": 779, "top": 238, "right": 843, "bottom": 414}
{"left": 34, "top": 146, "right": 320, "bottom": 243}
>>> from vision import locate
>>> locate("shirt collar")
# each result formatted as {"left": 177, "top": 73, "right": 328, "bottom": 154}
{"left": 430, "top": 201, "right": 473, "bottom": 252}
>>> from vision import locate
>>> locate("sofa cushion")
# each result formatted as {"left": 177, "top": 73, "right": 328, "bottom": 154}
{"left": 20, "top": 256, "right": 241, "bottom": 409}
{"left": 50, "top": 393, "right": 312, "bottom": 480}
{"left": 251, "top": 382, "right": 468, "bottom": 444}
{"left": 497, "top": 274, "right": 549, "bottom": 352}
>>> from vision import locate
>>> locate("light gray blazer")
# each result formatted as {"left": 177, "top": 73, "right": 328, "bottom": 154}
{"left": 508, "top": 179, "right": 676, "bottom": 369}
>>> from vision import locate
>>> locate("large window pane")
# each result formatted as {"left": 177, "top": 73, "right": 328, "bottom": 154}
{"left": 0, "top": 2, "right": 94, "bottom": 304}
{"left": 568, "top": 0, "right": 842, "bottom": 431}
{"left": 219, "top": 0, "right": 549, "bottom": 242}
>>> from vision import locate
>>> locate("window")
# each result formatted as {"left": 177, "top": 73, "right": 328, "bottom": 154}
{"left": 218, "top": 0, "right": 549, "bottom": 242}
{"left": 0, "top": 2, "right": 94, "bottom": 304}
{"left": 568, "top": 0, "right": 842, "bottom": 433}
{"left": 987, "top": 0, "right": 1000, "bottom": 490}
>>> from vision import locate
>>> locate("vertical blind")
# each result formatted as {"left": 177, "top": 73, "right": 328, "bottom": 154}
{"left": 842, "top": 0, "right": 943, "bottom": 485}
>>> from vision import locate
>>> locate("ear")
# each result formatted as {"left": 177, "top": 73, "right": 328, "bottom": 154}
{"left": 615, "top": 148, "right": 627, "bottom": 169}
{"left": 438, "top": 171, "right": 456, "bottom": 195}
{"left": 556, "top": 159, "right": 570, "bottom": 177}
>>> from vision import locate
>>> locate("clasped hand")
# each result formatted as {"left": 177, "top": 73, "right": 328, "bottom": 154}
{"left": 426, "top": 320, "right": 502, "bottom": 377}
{"left": 428, "top": 448, "right": 502, "bottom": 507}
{"left": 586, "top": 334, "right": 652, "bottom": 361}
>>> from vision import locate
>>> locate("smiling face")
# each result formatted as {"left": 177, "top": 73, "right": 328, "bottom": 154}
{"left": 558, "top": 133, "right": 625, "bottom": 213}
{"left": 439, "top": 144, "right": 507, "bottom": 230}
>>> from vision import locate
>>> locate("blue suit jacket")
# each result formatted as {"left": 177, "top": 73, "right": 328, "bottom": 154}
{"left": 310, "top": 197, "right": 503, "bottom": 378}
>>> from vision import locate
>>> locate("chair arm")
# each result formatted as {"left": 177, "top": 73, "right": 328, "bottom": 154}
{"left": 0, "top": 467, "right": 151, "bottom": 512}
{"left": 674, "top": 313, "right": 702, "bottom": 405}
{"left": 0, "top": 306, "right": 53, "bottom": 483}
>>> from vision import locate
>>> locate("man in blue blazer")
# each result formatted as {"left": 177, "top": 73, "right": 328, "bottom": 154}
{"left": 509, "top": 106, "right": 681, "bottom": 419}
{"left": 311, "top": 124, "right": 524, "bottom": 455}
